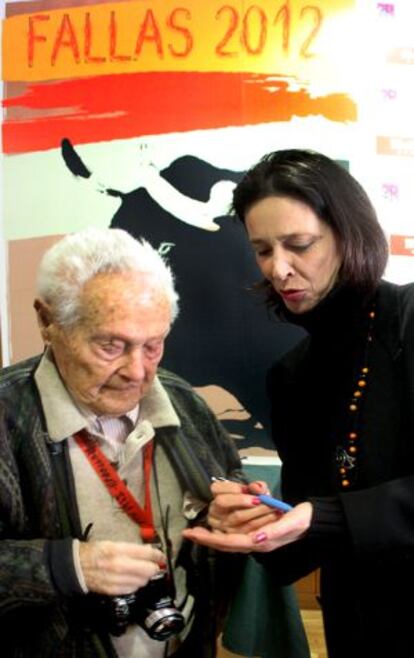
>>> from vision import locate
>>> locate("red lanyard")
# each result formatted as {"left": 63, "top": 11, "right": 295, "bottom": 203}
{"left": 74, "top": 429, "right": 157, "bottom": 542}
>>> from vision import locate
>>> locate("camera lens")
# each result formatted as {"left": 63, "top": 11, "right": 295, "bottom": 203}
{"left": 143, "top": 607, "right": 185, "bottom": 640}
{"left": 133, "top": 572, "right": 185, "bottom": 641}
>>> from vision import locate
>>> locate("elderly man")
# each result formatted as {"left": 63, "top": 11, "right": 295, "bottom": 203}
{"left": 0, "top": 227, "right": 243, "bottom": 658}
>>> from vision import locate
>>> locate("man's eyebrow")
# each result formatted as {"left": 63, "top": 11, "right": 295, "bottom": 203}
{"left": 91, "top": 334, "right": 126, "bottom": 342}
{"left": 92, "top": 331, "right": 169, "bottom": 343}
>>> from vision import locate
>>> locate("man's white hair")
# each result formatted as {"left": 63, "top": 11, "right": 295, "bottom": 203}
{"left": 36, "top": 227, "right": 179, "bottom": 326}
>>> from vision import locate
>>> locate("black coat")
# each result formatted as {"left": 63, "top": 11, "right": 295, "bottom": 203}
{"left": 260, "top": 280, "right": 414, "bottom": 658}
{"left": 0, "top": 361, "right": 244, "bottom": 658}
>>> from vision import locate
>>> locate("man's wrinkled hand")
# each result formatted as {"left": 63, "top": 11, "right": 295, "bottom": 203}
{"left": 79, "top": 540, "right": 165, "bottom": 595}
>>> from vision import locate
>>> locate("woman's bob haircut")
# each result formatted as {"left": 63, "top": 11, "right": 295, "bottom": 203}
{"left": 232, "top": 149, "right": 389, "bottom": 305}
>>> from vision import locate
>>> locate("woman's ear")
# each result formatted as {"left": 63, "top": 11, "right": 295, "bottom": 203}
{"left": 33, "top": 298, "right": 53, "bottom": 344}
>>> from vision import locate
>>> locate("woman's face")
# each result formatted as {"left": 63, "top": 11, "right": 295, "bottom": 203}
{"left": 245, "top": 196, "right": 342, "bottom": 314}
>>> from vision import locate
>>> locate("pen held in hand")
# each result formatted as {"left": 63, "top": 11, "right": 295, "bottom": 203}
{"left": 210, "top": 477, "right": 292, "bottom": 513}
{"left": 257, "top": 494, "right": 293, "bottom": 513}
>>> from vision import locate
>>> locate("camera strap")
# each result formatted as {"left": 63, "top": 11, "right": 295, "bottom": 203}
{"left": 74, "top": 429, "right": 157, "bottom": 542}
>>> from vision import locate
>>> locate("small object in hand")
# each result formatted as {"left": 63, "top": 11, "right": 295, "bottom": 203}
{"left": 257, "top": 494, "right": 293, "bottom": 513}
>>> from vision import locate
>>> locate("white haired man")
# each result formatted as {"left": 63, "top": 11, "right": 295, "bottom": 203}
{"left": 0, "top": 228, "right": 244, "bottom": 658}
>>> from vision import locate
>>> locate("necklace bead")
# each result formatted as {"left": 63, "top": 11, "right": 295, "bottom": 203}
{"left": 336, "top": 304, "right": 375, "bottom": 490}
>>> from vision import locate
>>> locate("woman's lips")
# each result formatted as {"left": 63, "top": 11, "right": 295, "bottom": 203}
{"left": 279, "top": 289, "right": 307, "bottom": 302}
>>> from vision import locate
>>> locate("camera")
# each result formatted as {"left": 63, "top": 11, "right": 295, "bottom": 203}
{"left": 93, "top": 570, "right": 185, "bottom": 640}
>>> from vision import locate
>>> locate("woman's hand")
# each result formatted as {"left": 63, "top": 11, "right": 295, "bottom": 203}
{"left": 208, "top": 479, "right": 281, "bottom": 534}
{"left": 183, "top": 500, "right": 313, "bottom": 554}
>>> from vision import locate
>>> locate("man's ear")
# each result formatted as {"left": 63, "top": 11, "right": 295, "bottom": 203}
{"left": 34, "top": 298, "right": 54, "bottom": 344}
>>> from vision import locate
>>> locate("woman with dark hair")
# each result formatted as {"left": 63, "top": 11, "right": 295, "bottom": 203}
{"left": 184, "top": 149, "right": 414, "bottom": 658}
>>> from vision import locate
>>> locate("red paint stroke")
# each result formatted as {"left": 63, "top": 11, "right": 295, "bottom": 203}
{"left": 387, "top": 47, "right": 414, "bottom": 64}
{"left": 2, "top": 71, "right": 356, "bottom": 154}
{"left": 377, "top": 136, "right": 414, "bottom": 157}
{"left": 390, "top": 235, "right": 414, "bottom": 257}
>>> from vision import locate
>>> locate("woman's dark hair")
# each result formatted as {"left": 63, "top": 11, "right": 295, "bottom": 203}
{"left": 232, "top": 149, "right": 389, "bottom": 302}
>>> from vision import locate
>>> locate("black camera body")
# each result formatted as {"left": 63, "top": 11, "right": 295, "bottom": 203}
{"left": 94, "top": 571, "right": 185, "bottom": 640}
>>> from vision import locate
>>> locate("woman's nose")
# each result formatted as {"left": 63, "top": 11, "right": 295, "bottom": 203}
{"left": 271, "top": 253, "right": 294, "bottom": 281}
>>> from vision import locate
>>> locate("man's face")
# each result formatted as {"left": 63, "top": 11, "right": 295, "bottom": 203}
{"left": 44, "top": 271, "right": 172, "bottom": 416}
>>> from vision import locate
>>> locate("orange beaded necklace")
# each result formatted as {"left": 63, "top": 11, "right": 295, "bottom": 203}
{"left": 336, "top": 305, "right": 376, "bottom": 489}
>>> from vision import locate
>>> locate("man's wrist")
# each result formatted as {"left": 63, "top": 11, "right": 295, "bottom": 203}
{"left": 45, "top": 537, "right": 87, "bottom": 596}
{"left": 72, "top": 538, "right": 88, "bottom": 593}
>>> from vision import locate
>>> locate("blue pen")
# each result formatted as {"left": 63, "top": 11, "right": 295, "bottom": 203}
{"left": 211, "top": 477, "right": 292, "bottom": 513}
{"left": 258, "top": 494, "right": 293, "bottom": 513}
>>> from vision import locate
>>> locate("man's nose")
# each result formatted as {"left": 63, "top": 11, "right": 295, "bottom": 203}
{"left": 120, "top": 348, "right": 145, "bottom": 380}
